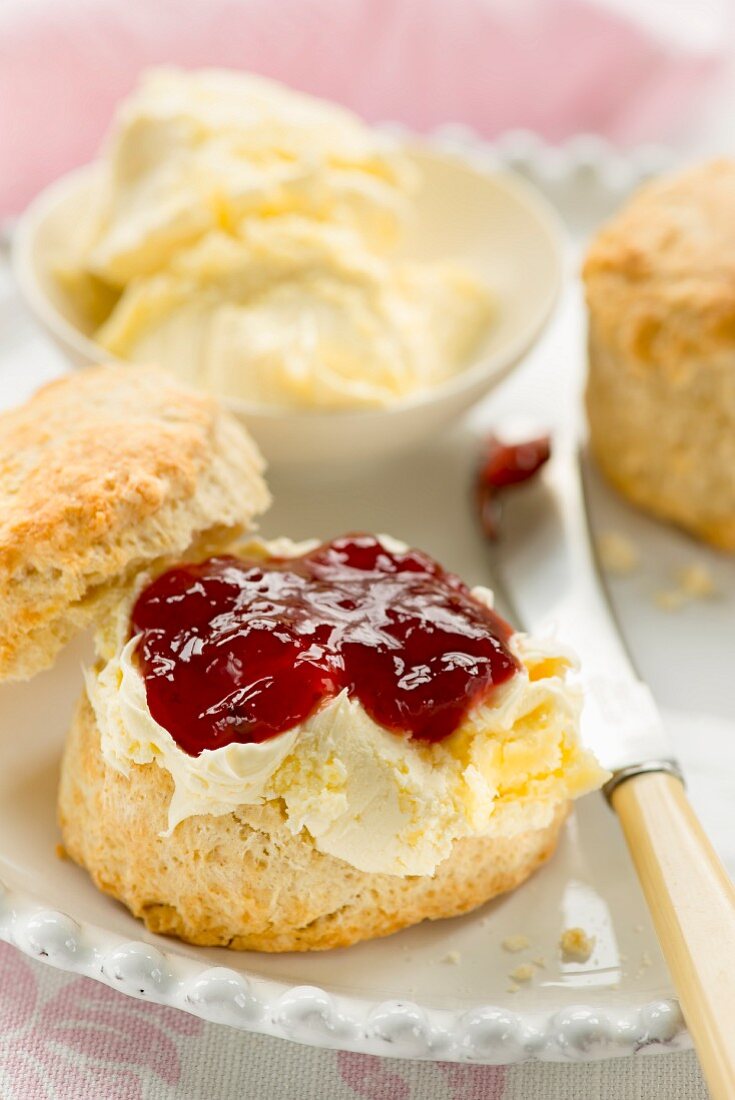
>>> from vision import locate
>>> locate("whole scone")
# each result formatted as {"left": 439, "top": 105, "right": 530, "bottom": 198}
{"left": 584, "top": 160, "right": 735, "bottom": 550}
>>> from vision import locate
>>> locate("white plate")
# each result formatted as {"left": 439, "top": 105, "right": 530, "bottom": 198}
{"left": 1, "top": 133, "right": 729, "bottom": 1066}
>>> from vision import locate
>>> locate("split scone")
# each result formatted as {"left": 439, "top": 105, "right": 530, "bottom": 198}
{"left": 584, "top": 160, "right": 735, "bottom": 550}
{"left": 1, "top": 366, "right": 606, "bottom": 951}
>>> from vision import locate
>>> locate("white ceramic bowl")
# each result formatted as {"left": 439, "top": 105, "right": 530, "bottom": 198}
{"left": 13, "top": 148, "right": 564, "bottom": 470}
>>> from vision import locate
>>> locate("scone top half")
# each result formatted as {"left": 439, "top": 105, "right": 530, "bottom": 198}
{"left": 583, "top": 160, "right": 735, "bottom": 549}
{"left": 0, "top": 364, "right": 270, "bottom": 681}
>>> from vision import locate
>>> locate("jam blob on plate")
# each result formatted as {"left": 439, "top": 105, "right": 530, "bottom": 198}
{"left": 476, "top": 434, "right": 551, "bottom": 540}
{"left": 131, "top": 535, "right": 519, "bottom": 755}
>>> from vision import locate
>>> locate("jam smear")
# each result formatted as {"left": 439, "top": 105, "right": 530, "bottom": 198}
{"left": 131, "top": 535, "right": 519, "bottom": 755}
{"left": 476, "top": 434, "right": 551, "bottom": 539}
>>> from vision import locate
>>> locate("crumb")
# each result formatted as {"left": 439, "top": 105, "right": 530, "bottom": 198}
{"left": 532, "top": 956, "right": 546, "bottom": 969}
{"left": 441, "top": 951, "right": 461, "bottom": 965}
{"left": 654, "top": 588, "right": 687, "bottom": 612}
{"left": 502, "top": 934, "right": 531, "bottom": 953}
{"left": 509, "top": 964, "right": 534, "bottom": 983}
{"left": 633, "top": 923, "right": 644, "bottom": 934}
{"left": 677, "top": 563, "right": 716, "bottom": 598}
{"left": 55, "top": 843, "right": 68, "bottom": 861}
{"left": 655, "top": 562, "right": 717, "bottom": 611}
{"left": 560, "top": 927, "right": 595, "bottom": 963}
{"left": 620, "top": 953, "right": 628, "bottom": 963}
{"left": 506, "top": 983, "right": 519, "bottom": 994}
{"left": 640, "top": 951, "right": 652, "bottom": 969}
{"left": 598, "top": 532, "right": 639, "bottom": 575}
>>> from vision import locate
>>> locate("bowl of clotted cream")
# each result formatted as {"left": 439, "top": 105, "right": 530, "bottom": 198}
{"left": 14, "top": 67, "right": 563, "bottom": 470}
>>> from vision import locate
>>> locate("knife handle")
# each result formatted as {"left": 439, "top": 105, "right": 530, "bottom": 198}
{"left": 612, "top": 771, "right": 735, "bottom": 1100}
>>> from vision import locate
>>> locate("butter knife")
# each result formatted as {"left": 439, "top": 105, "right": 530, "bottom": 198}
{"left": 491, "top": 431, "right": 735, "bottom": 1100}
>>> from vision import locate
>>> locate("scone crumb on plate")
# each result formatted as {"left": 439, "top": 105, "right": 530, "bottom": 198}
{"left": 509, "top": 964, "right": 535, "bottom": 984}
{"left": 532, "top": 956, "right": 547, "bottom": 969}
{"left": 502, "top": 934, "right": 531, "bottom": 953}
{"left": 677, "top": 563, "right": 716, "bottom": 598}
{"left": 506, "top": 983, "right": 520, "bottom": 994}
{"left": 597, "top": 531, "right": 639, "bottom": 575}
{"left": 654, "top": 588, "right": 687, "bottom": 612}
{"left": 441, "top": 950, "right": 461, "bottom": 965}
{"left": 560, "top": 927, "right": 595, "bottom": 963}
{"left": 639, "top": 951, "right": 652, "bottom": 971}
{"left": 655, "top": 562, "right": 717, "bottom": 611}
{"left": 55, "top": 843, "right": 69, "bottom": 861}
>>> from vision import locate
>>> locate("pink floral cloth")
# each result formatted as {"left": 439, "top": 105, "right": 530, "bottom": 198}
{"left": 0, "top": 0, "right": 722, "bottom": 216}
{"left": 0, "top": 943, "right": 203, "bottom": 1098}
{"left": 0, "top": 938, "right": 509, "bottom": 1099}
{"left": 0, "top": 941, "right": 709, "bottom": 1100}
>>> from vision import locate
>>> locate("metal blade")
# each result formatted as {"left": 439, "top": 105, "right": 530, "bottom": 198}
{"left": 491, "top": 432, "right": 679, "bottom": 778}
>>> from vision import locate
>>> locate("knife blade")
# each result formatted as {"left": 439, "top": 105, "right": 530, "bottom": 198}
{"left": 489, "top": 430, "right": 681, "bottom": 788}
{"left": 489, "top": 429, "right": 735, "bottom": 1100}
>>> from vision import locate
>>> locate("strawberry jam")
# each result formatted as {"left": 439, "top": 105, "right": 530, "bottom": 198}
{"left": 476, "top": 434, "right": 551, "bottom": 540}
{"left": 131, "top": 535, "right": 519, "bottom": 755}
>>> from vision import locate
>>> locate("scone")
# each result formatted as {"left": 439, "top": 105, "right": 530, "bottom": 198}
{"left": 1, "top": 367, "right": 606, "bottom": 951}
{"left": 584, "top": 160, "right": 735, "bottom": 550}
{"left": 0, "top": 364, "right": 268, "bottom": 681}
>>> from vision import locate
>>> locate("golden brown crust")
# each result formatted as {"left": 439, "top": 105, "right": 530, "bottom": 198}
{"left": 58, "top": 692, "right": 569, "bottom": 952}
{"left": 0, "top": 365, "right": 270, "bottom": 680}
{"left": 583, "top": 160, "right": 735, "bottom": 369}
{"left": 583, "top": 161, "right": 735, "bottom": 549}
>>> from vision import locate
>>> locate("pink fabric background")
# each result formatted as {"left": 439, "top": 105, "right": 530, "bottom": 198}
{"left": 0, "top": 940, "right": 710, "bottom": 1099}
{"left": 0, "top": 940, "right": 510, "bottom": 1099}
{"left": 0, "top": 0, "right": 721, "bottom": 216}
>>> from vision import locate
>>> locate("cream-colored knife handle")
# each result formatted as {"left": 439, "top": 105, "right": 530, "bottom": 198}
{"left": 612, "top": 771, "right": 735, "bottom": 1100}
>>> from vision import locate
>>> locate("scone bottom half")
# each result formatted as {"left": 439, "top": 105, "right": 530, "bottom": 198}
{"left": 60, "top": 531, "right": 606, "bottom": 951}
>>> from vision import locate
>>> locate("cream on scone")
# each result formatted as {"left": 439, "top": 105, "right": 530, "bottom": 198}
{"left": 0, "top": 366, "right": 606, "bottom": 952}
{"left": 82, "top": 536, "right": 603, "bottom": 877}
{"left": 584, "top": 160, "right": 735, "bottom": 550}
